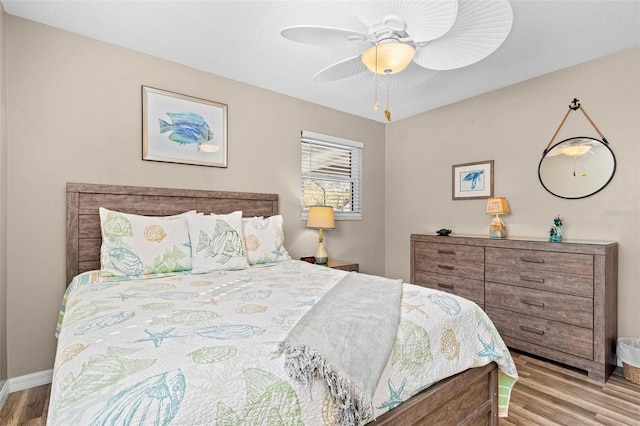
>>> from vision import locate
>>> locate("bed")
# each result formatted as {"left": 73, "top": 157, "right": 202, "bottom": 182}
{"left": 49, "top": 182, "right": 518, "bottom": 425}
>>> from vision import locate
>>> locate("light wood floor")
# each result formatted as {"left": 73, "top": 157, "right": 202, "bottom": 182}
{"left": 505, "top": 352, "right": 640, "bottom": 425}
{"left": 0, "top": 351, "right": 638, "bottom": 425}
{"left": 0, "top": 381, "right": 49, "bottom": 426}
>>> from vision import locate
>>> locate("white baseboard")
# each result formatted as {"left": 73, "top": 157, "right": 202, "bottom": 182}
{"left": 8, "top": 369, "right": 53, "bottom": 393}
{"left": 0, "top": 380, "right": 8, "bottom": 413}
{"left": 0, "top": 369, "right": 53, "bottom": 414}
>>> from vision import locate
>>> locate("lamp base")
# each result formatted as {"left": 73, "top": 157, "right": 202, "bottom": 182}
{"left": 489, "top": 216, "right": 507, "bottom": 239}
{"left": 489, "top": 230, "right": 506, "bottom": 239}
{"left": 315, "top": 241, "right": 328, "bottom": 264}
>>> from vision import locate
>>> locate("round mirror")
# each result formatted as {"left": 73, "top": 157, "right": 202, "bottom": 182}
{"left": 538, "top": 136, "right": 616, "bottom": 199}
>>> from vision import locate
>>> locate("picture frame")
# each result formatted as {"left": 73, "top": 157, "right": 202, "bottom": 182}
{"left": 452, "top": 160, "right": 494, "bottom": 200}
{"left": 142, "top": 86, "right": 227, "bottom": 167}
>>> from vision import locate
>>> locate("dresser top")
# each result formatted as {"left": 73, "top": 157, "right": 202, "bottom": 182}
{"left": 411, "top": 233, "right": 617, "bottom": 255}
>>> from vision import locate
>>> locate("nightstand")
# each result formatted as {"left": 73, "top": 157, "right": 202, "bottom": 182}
{"left": 325, "top": 259, "right": 359, "bottom": 272}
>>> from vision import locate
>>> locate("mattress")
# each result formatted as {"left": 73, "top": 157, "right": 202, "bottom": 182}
{"left": 48, "top": 260, "right": 517, "bottom": 425}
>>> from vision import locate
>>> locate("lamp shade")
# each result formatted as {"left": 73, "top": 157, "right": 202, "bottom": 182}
{"left": 486, "top": 197, "right": 510, "bottom": 215}
{"left": 361, "top": 42, "right": 415, "bottom": 75}
{"left": 306, "top": 206, "right": 335, "bottom": 229}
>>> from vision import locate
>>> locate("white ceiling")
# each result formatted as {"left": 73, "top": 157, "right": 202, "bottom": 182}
{"left": 2, "top": 1, "right": 639, "bottom": 123}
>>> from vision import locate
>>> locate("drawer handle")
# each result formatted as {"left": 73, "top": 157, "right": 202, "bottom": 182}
{"left": 520, "top": 299, "right": 545, "bottom": 308}
{"left": 437, "top": 264, "right": 454, "bottom": 270}
{"left": 438, "top": 249, "right": 455, "bottom": 255}
{"left": 520, "top": 257, "right": 545, "bottom": 264}
{"left": 437, "top": 283, "right": 454, "bottom": 290}
{"left": 520, "top": 276, "right": 545, "bottom": 283}
{"left": 520, "top": 325, "right": 545, "bottom": 335}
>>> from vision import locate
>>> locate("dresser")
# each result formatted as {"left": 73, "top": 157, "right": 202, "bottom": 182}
{"left": 410, "top": 234, "right": 618, "bottom": 383}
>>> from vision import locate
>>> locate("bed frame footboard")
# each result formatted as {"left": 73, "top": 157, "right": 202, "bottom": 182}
{"left": 371, "top": 362, "right": 498, "bottom": 425}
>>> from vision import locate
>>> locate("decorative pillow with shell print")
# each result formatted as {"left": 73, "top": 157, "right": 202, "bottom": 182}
{"left": 242, "top": 215, "right": 292, "bottom": 265}
{"left": 99, "top": 208, "right": 195, "bottom": 277}
{"left": 187, "top": 211, "right": 249, "bottom": 273}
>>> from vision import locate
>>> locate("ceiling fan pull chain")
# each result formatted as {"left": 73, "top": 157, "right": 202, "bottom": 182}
{"left": 373, "top": 74, "right": 379, "bottom": 111}
{"left": 384, "top": 70, "right": 391, "bottom": 121}
{"left": 373, "top": 44, "right": 379, "bottom": 111}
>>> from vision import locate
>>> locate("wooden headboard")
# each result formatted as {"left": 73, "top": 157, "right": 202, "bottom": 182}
{"left": 66, "top": 182, "right": 279, "bottom": 283}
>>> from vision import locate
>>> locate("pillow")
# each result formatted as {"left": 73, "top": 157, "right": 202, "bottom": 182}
{"left": 242, "top": 215, "right": 292, "bottom": 265}
{"left": 187, "top": 211, "right": 249, "bottom": 273}
{"left": 99, "top": 208, "right": 194, "bottom": 277}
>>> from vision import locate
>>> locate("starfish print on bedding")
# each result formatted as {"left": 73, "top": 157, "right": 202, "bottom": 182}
{"left": 476, "top": 334, "right": 501, "bottom": 359}
{"left": 295, "top": 299, "right": 315, "bottom": 307}
{"left": 109, "top": 293, "right": 141, "bottom": 302}
{"left": 271, "top": 244, "right": 285, "bottom": 261}
{"left": 401, "top": 301, "right": 429, "bottom": 317}
{"left": 132, "top": 328, "right": 186, "bottom": 348}
{"left": 377, "top": 378, "right": 407, "bottom": 411}
{"left": 195, "top": 297, "right": 218, "bottom": 306}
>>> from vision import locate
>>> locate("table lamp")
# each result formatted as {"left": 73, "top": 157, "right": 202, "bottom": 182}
{"left": 486, "top": 197, "right": 510, "bottom": 239}
{"left": 306, "top": 206, "right": 335, "bottom": 264}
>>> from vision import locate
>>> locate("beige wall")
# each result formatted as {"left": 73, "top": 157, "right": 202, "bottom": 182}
{"left": 0, "top": 5, "right": 7, "bottom": 385}
{"left": 385, "top": 47, "right": 640, "bottom": 340}
{"left": 3, "top": 13, "right": 639, "bottom": 380}
{"left": 4, "top": 16, "right": 385, "bottom": 377}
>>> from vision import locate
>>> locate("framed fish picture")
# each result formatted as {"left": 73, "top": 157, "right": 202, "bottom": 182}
{"left": 452, "top": 160, "right": 494, "bottom": 200}
{"left": 142, "top": 86, "right": 227, "bottom": 167}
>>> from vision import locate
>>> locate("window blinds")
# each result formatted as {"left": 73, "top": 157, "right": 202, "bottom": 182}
{"left": 301, "top": 131, "right": 363, "bottom": 220}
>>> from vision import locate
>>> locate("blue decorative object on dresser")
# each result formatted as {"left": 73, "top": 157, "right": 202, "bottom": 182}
{"left": 549, "top": 215, "right": 563, "bottom": 242}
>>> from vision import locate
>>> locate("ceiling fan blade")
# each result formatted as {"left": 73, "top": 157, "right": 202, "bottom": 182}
{"left": 314, "top": 56, "right": 368, "bottom": 82}
{"left": 376, "top": 62, "right": 439, "bottom": 90}
{"left": 413, "top": 0, "right": 513, "bottom": 70}
{"left": 281, "top": 25, "right": 369, "bottom": 47}
{"left": 350, "top": 0, "right": 458, "bottom": 42}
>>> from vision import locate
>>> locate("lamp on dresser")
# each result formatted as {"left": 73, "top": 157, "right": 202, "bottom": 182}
{"left": 306, "top": 206, "right": 335, "bottom": 264}
{"left": 486, "top": 197, "right": 510, "bottom": 239}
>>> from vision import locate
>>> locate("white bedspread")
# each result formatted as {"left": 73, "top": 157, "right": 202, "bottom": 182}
{"left": 48, "top": 260, "right": 518, "bottom": 425}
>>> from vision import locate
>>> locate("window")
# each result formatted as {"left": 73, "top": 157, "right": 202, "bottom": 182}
{"left": 301, "top": 130, "right": 363, "bottom": 220}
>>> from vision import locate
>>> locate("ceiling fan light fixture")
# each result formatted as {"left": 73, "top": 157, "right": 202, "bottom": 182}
{"left": 361, "top": 42, "right": 415, "bottom": 75}
{"left": 561, "top": 144, "right": 592, "bottom": 157}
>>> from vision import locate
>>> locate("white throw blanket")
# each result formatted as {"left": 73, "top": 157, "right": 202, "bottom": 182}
{"left": 278, "top": 272, "right": 403, "bottom": 426}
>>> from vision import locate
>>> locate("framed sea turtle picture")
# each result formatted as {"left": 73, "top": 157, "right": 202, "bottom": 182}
{"left": 452, "top": 160, "right": 494, "bottom": 200}
{"left": 142, "top": 86, "right": 227, "bottom": 167}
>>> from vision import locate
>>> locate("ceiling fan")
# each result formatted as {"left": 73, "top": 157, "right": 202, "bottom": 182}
{"left": 281, "top": 0, "right": 513, "bottom": 120}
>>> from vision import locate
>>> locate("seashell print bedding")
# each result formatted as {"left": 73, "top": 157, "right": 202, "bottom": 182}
{"left": 49, "top": 260, "right": 517, "bottom": 425}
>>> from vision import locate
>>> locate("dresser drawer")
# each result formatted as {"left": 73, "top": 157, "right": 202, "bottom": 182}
{"left": 486, "top": 307, "right": 593, "bottom": 359}
{"left": 485, "top": 282, "right": 593, "bottom": 328}
{"left": 414, "top": 271, "right": 484, "bottom": 305}
{"left": 485, "top": 264, "right": 593, "bottom": 298}
{"left": 485, "top": 247, "right": 593, "bottom": 276}
{"left": 414, "top": 242, "right": 484, "bottom": 264}
{"left": 414, "top": 257, "right": 484, "bottom": 280}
